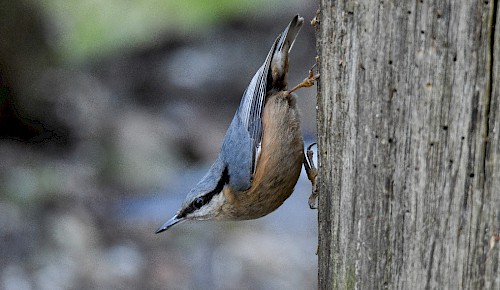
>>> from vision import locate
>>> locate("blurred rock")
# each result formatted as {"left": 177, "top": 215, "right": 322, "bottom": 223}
{"left": 2, "top": 264, "right": 33, "bottom": 290}
{"left": 103, "top": 110, "right": 179, "bottom": 192}
{"left": 26, "top": 68, "right": 113, "bottom": 140}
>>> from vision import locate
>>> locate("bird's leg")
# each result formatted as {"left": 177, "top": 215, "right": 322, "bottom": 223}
{"left": 303, "top": 143, "right": 318, "bottom": 209}
{"left": 288, "top": 63, "right": 320, "bottom": 94}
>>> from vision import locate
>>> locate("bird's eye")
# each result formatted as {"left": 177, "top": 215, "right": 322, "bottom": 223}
{"left": 193, "top": 197, "right": 204, "bottom": 209}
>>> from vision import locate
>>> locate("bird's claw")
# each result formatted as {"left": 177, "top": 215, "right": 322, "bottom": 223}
{"left": 303, "top": 142, "right": 318, "bottom": 209}
{"left": 288, "top": 63, "right": 320, "bottom": 94}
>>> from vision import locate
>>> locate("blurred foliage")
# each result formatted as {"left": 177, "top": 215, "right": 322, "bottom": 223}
{"left": 35, "top": 0, "right": 287, "bottom": 63}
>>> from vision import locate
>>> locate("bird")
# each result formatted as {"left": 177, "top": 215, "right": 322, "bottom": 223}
{"left": 156, "top": 14, "right": 318, "bottom": 233}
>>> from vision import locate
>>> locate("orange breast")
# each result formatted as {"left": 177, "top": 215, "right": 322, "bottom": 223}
{"left": 220, "top": 91, "right": 304, "bottom": 220}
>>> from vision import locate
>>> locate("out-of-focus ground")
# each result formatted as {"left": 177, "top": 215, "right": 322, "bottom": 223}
{"left": 0, "top": 0, "right": 318, "bottom": 289}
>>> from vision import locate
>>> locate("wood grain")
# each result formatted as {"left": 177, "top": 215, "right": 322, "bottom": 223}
{"left": 316, "top": 0, "right": 499, "bottom": 289}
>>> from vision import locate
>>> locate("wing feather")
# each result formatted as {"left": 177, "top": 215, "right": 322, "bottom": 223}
{"left": 237, "top": 38, "right": 278, "bottom": 172}
{"left": 221, "top": 15, "right": 303, "bottom": 191}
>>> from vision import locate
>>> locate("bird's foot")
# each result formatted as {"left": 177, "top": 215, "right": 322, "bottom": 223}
{"left": 288, "top": 63, "right": 320, "bottom": 94}
{"left": 303, "top": 142, "right": 318, "bottom": 209}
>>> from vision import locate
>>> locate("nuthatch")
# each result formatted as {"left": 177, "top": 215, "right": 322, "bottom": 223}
{"left": 156, "top": 15, "right": 318, "bottom": 233}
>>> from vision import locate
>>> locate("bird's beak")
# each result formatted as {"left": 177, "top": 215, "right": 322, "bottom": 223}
{"left": 155, "top": 215, "right": 184, "bottom": 234}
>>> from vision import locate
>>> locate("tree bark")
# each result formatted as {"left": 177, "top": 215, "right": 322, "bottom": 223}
{"left": 316, "top": 0, "right": 499, "bottom": 289}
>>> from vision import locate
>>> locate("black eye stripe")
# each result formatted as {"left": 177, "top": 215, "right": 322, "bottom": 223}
{"left": 178, "top": 167, "right": 229, "bottom": 218}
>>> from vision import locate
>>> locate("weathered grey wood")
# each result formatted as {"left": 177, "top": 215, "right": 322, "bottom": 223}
{"left": 316, "top": 0, "right": 499, "bottom": 289}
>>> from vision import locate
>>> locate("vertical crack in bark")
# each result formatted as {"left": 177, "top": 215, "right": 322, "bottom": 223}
{"left": 476, "top": 1, "right": 497, "bottom": 286}
{"left": 484, "top": 1, "right": 498, "bottom": 182}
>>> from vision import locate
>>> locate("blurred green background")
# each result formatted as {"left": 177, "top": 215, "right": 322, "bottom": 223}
{"left": 0, "top": 0, "right": 318, "bottom": 289}
{"left": 40, "top": 0, "right": 289, "bottom": 63}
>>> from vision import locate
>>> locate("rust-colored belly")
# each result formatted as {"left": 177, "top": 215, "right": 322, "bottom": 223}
{"left": 221, "top": 91, "right": 304, "bottom": 220}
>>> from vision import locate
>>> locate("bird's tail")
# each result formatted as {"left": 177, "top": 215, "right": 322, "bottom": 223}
{"left": 276, "top": 15, "right": 304, "bottom": 54}
{"left": 270, "top": 15, "right": 304, "bottom": 89}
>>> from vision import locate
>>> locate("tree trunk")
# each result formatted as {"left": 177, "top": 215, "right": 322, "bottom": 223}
{"left": 316, "top": 0, "right": 499, "bottom": 289}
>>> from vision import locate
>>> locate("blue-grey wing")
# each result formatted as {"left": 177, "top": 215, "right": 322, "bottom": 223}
{"left": 237, "top": 39, "right": 278, "bottom": 167}
{"left": 219, "top": 38, "right": 277, "bottom": 192}
{"left": 220, "top": 15, "right": 303, "bottom": 192}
